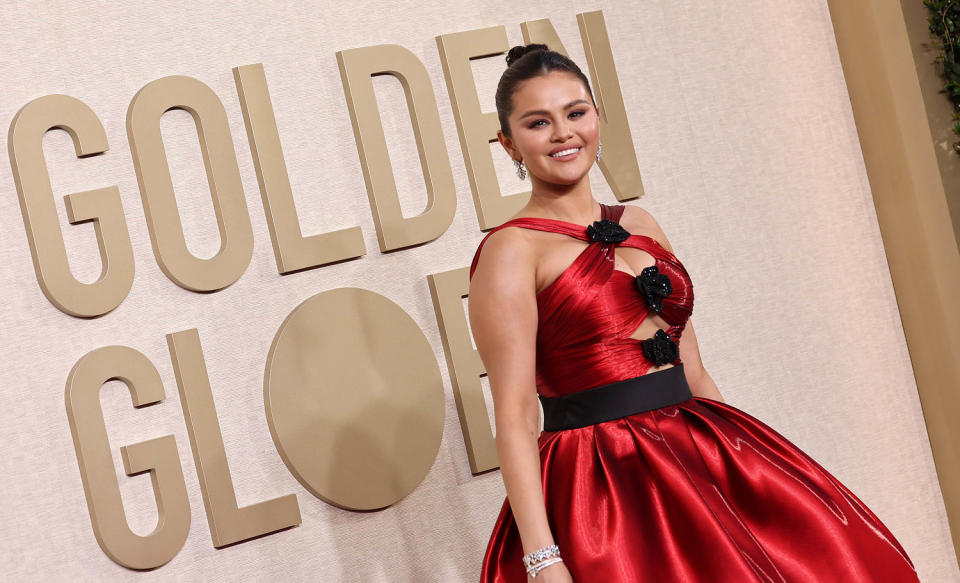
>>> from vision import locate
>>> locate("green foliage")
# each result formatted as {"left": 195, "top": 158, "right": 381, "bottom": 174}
{"left": 924, "top": 0, "right": 960, "bottom": 152}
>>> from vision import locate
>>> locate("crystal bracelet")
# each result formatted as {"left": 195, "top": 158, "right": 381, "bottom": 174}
{"left": 523, "top": 544, "right": 562, "bottom": 577}
{"left": 528, "top": 556, "right": 564, "bottom": 578}
{"left": 522, "top": 544, "right": 560, "bottom": 569}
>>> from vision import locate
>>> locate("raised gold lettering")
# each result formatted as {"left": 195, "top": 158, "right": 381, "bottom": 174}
{"left": 264, "top": 288, "right": 445, "bottom": 509}
{"left": 336, "top": 45, "right": 457, "bottom": 251}
{"left": 65, "top": 345, "right": 190, "bottom": 569}
{"left": 428, "top": 267, "right": 498, "bottom": 473}
{"left": 234, "top": 63, "right": 367, "bottom": 273}
{"left": 127, "top": 75, "right": 253, "bottom": 291}
{"left": 436, "top": 26, "right": 527, "bottom": 229}
{"left": 8, "top": 95, "right": 135, "bottom": 317}
{"left": 166, "top": 328, "right": 301, "bottom": 547}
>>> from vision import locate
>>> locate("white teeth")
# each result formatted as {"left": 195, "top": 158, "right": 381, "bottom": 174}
{"left": 550, "top": 147, "right": 580, "bottom": 158}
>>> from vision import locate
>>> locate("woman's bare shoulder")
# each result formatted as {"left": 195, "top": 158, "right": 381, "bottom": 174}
{"left": 471, "top": 224, "right": 539, "bottom": 287}
{"left": 621, "top": 203, "right": 657, "bottom": 227}
{"left": 620, "top": 204, "right": 675, "bottom": 253}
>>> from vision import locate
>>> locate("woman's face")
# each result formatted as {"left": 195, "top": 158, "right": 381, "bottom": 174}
{"left": 501, "top": 71, "right": 600, "bottom": 187}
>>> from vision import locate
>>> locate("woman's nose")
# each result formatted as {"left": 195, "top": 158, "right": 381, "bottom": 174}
{"left": 553, "top": 121, "right": 573, "bottom": 140}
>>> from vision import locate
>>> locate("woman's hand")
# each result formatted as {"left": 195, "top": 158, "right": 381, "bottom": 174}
{"left": 529, "top": 560, "right": 574, "bottom": 582}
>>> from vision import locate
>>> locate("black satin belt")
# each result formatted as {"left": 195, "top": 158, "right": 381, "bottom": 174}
{"left": 539, "top": 364, "right": 693, "bottom": 431}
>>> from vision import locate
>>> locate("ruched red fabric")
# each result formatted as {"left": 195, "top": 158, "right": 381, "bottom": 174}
{"left": 469, "top": 204, "right": 919, "bottom": 582}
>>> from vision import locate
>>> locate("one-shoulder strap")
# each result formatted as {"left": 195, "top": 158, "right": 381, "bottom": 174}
{"left": 468, "top": 204, "right": 623, "bottom": 280}
{"left": 606, "top": 203, "right": 625, "bottom": 222}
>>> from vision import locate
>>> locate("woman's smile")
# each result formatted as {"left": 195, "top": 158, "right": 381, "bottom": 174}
{"left": 548, "top": 146, "right": 582, "bottom": 161}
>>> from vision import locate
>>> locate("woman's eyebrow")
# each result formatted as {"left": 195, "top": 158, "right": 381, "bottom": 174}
{"left": 517, "top": 99, "right": 590, "bottom": 120}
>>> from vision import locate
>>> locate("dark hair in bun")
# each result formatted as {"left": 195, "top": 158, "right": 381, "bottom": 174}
{"left": 504, "top": 43, "right": 549, "bottom": 67}
{"left": 495, "top": 43, "right": 595, "bottom": 138}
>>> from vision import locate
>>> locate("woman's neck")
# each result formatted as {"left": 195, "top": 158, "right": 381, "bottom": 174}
{"left": 525, "top": 181, "right": 599, "bottom": 224}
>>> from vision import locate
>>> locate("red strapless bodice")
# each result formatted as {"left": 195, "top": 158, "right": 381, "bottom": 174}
{"left": 469, "top": 203, "right": 694, "bottom": 398}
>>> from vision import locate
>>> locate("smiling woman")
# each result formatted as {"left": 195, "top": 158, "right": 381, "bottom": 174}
{"left": 495, "top": 71, "right": 599, "bottom": 187}
{"left": 467, "top": 43, "right": 921, "bottom": 582}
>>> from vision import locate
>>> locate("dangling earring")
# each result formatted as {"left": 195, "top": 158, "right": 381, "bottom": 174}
{"left": 596, "top": 140, "right": 602, "bottom": 161}
{"left": 514, "top": 159, "right": 526, "bottom": 180}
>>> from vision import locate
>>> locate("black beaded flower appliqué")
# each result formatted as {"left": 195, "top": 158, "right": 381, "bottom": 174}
{"left": 641, "top": 329, "right": 678, "bottom": 366}
{"left": 585, "top": 219, "right": 631, "bottom": 243}
{"left": 634, "top": 265, "right": 672, "bottom": 313}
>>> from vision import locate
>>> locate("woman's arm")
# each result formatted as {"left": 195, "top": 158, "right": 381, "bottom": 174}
{"left": 468, "top": 228, "right": 561, "bottom": 562}
{"left": 677, "top": 320, "right": 725, "bottom": 402}
{"left": 624, "top": 206, "right": 725, "bottom": 403}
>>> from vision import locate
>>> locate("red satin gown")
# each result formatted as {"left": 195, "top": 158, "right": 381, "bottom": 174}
{"left": 469, "top": 203, "right": 919, "bottom": 582}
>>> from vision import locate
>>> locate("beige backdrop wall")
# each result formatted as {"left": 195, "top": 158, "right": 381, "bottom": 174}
{"left": 0, "top": 0, "right": 956, "bottom": 581}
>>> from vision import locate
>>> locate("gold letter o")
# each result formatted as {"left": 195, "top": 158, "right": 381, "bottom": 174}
{"left": 264, "top": 288, "right": 445, "bottom": 510}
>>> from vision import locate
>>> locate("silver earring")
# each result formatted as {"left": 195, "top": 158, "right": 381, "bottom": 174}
{"left": 596, "top": 140, "right": 602, "bottom": 161}
{"left": 514, "top": 159, "right": 526, "bottom": 180}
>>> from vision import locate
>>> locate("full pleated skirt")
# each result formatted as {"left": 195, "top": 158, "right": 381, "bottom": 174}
{"left": 479, "top": 397, "right": 919, "bottom": 582}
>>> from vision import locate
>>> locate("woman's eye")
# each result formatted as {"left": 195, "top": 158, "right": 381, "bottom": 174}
{"left": 528, "top": 110, "right": 586, "bottom": 129}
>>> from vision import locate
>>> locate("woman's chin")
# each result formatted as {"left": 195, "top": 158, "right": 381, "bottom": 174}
{"left": 531, "top": 170, "right": 590, "bottom": 187}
